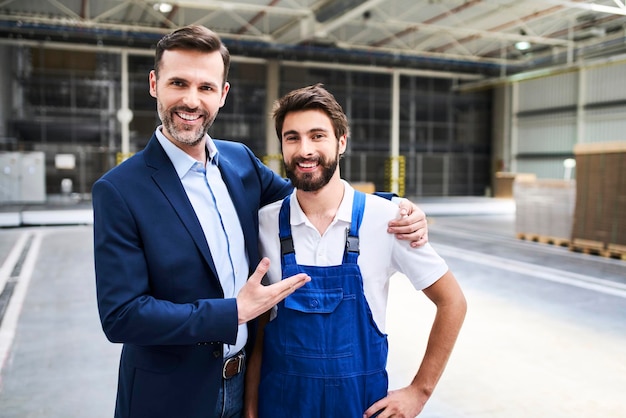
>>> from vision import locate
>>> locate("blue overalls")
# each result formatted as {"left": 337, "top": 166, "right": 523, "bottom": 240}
{"left": 258, "top": 191, "right": 389, "bottom": 417}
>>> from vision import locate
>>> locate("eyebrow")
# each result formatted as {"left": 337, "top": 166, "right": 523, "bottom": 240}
{"left": 166, "top": 76, "right": 218, "bottom": 88}
{"left": 282, "top": 127, "right": 329, "bottom": 137}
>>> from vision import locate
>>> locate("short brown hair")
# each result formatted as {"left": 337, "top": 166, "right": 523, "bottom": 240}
{"left": 273, "top": 84, "right": 349, "bottom": 143}
{"left": 154, "top": 25, "right": 230, "bottom": 85}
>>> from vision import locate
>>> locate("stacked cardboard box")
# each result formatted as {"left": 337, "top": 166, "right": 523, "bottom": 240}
{"left": 572, "top": 141, "right": 626, "bottom": 255}
{"left": 494, "top": 172, "right": 536, "bottom": 198}
{"left": 513, "top": 177, "right": 576, "bottom": 244}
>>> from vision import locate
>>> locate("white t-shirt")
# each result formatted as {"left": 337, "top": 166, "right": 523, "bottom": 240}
{"left": 258, "top": 180, "right": 449, "bottom": 332}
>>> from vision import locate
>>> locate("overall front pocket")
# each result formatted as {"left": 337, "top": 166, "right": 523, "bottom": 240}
{"left": 280, "top": 288, "right": 356, "bottom": 358}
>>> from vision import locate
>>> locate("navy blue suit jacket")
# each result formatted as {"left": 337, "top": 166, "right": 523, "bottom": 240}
{"left": 93, "top": 135, "right": 292, "bottom": 418}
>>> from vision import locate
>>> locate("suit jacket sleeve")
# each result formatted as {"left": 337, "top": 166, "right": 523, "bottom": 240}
{"left": 94, "top": 176, "right": 242, "bottom": 346}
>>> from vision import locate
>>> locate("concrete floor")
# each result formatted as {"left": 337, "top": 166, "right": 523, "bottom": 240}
{"left": 0, "top": 199, "right": 624, "bottom": 417}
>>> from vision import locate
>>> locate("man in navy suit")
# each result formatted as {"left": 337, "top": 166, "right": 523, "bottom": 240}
{"left": 93, "top": 25, "right": 428, "bottom": 418}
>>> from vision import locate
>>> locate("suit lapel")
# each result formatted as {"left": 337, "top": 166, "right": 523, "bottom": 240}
{"left": 217, "top": 154, "right": 259, "bottom": 267}
{"left": 143, "top": 136, "right": 220, "bottom": 282}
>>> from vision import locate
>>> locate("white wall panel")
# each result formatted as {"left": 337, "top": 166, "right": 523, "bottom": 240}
{"left": 0, "top": 152, "right": 45, "bottom": 203}
{"left": 511, "top": 60, "right": 626, "bottom": 181}
{"left": 517, "top": 113, "right": 576, "bottom": 154}
{"left": 585, "top": 62, "right": 626, "bottom": 104}
{"left": 515, "top": 159, "right": 570, "bottom": 179}
{"left": 518, "top": 72, "right": 577, "bottom": 111}
{"left": 583, "top": 108, "right": 626, "bottom": 142}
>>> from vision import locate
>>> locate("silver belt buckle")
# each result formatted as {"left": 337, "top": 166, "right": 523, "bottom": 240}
{"left": 222, "top": 352, "right": 243, "bottom": 379}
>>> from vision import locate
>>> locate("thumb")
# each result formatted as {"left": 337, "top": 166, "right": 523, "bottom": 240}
{"left": 249, "top": 257, "right": 270, "bottom": 284}
{"left": 395, "top": 198, "right": 409, "bottom": 218}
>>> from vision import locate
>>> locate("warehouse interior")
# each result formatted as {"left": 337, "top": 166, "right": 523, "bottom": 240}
{"left": 0, "top": 4, "right": 625, "bottom": 417}
{"left": 0, "top": 0, "right": 625, "bottom": 252}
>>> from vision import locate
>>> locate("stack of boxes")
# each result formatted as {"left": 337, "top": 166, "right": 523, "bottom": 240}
{"left": 572, "top": 142, "right": 626, "bottom": 256}
{"left": 513, "top": 176, "right": 577, "bottom": 244}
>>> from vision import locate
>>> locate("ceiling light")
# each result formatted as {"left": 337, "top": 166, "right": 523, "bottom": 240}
{"left": 153, "top": 2, "right": 173, "bottom": 13}
{"left": 515, "top": 41, "right": 531, "bottom": 51}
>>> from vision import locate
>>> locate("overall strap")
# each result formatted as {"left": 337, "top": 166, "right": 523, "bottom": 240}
{"left": 279, "top": 191, "right": 366, "bottom": 267}
{"left": 343, "top": 191, "right": 366, "bottom": 264}
{"left": 279, "top": 195, "right": 296, "bottom": 269}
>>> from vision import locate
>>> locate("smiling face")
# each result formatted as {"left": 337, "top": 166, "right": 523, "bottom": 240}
{"left": 149, "top": 49, "right": 229, "bottom": 149}
{"left": 281, "top": 109, "right": 347, "bottom": 192}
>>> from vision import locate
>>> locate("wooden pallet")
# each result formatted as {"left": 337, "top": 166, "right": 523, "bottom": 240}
{"left": 607, "top": 244, "right": 626, "bottom": 261}
{"left": 570, "top": 239, "right": 626, "bottom": 260}
{"left": 516, "top": 233, "right": 570, "bottom": 247}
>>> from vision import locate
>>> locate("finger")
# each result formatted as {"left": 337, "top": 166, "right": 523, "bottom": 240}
{"left": 363, "top": 400, "right": 386, "bottom": 418}
{"left": 249, "top": 257, "right": 270, "bottom": 284}
{"left": 281, "top": 273, "right": 310, "bottom": 292}
{"left": 404, "top": 209, "right": 421, "bottom": 223}
{"left": 388, "top": 215, "right": 424, "bottom": 228}
{"left": 266, "top": 274, "right": 310, "bottom": 304}
{"left": 391, "top": 223, "right": 421, "bottom": 235}
{"left": 398, "top": 202, "right": 409, "bottom": 217}
{"left": 410, "top": 237, "right": 427, "bottom": 248}
{"left": 397, "top": 198, "right": 411, "bottom": 213}
{"left": 275, "top": 274, "right": 309, "bottom": 297}
{"left": 394, "top": 199, "right": 410, "bottom": 218}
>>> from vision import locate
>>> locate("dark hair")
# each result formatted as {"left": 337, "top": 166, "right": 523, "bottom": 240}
{"left": 154, "top": 25, "right": 230, "bottom": 85}
{"left": 273, "top": 84, "right": 349, "bottom": 143}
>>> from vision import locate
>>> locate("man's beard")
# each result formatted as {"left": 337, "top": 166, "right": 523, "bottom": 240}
{"left": 285, "top": 153, "right": 339, "bottom": 192}
{"left": 157, "top": 101, "right": 216, "bottom": 147}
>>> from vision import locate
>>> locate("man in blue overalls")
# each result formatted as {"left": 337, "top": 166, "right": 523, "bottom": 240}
{"left": 245, "top": 84, "right": 467, "bottom": 418}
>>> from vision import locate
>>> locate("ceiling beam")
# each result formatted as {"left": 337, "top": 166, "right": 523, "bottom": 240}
{"left": 314, "top": 0, "right": 387, "bottom": 38}
{"left": 47, "top": 0, "right": 82, "bottom": 20}
{"left": 543, "top": 0, "right": 626, "bottom": 16}
{"left": 236, "top": 0, "right": 280, "bottom": 35}
{"left": 163, "top": 1, "right": 310, "bottom": 17}
{"left": 371, "top": 0, "right": 483, "bottom": 47}
{"left": 366, "top": 19, "right": 571, "bottom": 48}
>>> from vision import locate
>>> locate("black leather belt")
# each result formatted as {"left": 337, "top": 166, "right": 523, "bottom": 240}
{"left": 222, "top": 351, "right": 245, "bottom": 379}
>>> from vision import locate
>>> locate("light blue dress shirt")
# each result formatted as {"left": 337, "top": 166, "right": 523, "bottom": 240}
{"left": 156, "top": 127, "right": 248, "bottom": 357}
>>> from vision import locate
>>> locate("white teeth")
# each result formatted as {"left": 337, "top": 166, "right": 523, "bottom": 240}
{"left": 299, "top": 162, "right": 317, "bottom": 168}
{"left": 178, "top": 113, "right": 200, "bottom": 121}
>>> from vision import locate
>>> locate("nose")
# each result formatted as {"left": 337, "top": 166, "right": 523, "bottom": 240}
{"left": 297, "top": 138, "right": 314, "bottom": 157}
{"left": 182, "top": 88, "right": 200, "bottom": 109}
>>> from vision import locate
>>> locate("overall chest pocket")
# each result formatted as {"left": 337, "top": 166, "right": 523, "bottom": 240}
{"left": 280, "top": 288, "right": 355, "bottom": 358}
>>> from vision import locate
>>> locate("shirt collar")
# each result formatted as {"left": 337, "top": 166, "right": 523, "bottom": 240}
{"left": 206, "top": 137, "right": 220, "bottom": 165}
{"left": 155, "top": 126, "right": 220, "bottom": 179}
{"left": 289, "top": 180, "right": 354, "bottom": 226}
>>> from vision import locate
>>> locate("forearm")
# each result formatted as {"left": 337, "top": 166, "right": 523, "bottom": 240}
{"left": 410, "top": 288, "right": 466, "bottom": 398}
{"left": 363, "top": 273, "right": 465, "bottom": 418}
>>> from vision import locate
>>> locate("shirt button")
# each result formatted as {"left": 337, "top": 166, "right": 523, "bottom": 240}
{"left": 310, "top": 299, "right": 319, "bottom": 309}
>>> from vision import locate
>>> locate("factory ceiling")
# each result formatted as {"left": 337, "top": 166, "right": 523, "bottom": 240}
{"left": 2, "top": 0, "right": 626, "bottom": 78}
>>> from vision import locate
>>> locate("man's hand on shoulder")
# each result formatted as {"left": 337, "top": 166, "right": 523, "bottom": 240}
{"left": 387, "top": 198, "right": 428, "bottom": 247}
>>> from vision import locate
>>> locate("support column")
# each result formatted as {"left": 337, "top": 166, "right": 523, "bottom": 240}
{"left": 510, "top": 81, "right": 519, "bottom": 173}
{"left": 116, "top": 50, "right": 133, "bottom": 162}
{"left": 0, "top": 45, "right": 12, "bottom": 138}
{"left": 264, "top": 60, "right": 281, "bottom": 174}
{"left": 390, "top": 70, "right": 400, "bottom": 194}
{"left": 576, "top": 68, "right": 586, "bottom": 144}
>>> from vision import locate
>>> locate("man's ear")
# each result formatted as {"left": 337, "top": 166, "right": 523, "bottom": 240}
{"left": 338, "top": 134, "right": 347, "bottom": 154}
{"left": 219, "top": 81, "right": 230, "bottom": 108}
{"left": 149, "top": 70, "right": 157, "bottom": 98}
